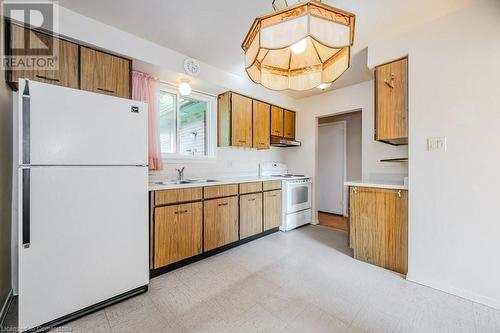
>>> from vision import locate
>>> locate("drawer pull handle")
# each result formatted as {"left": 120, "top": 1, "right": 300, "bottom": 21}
{"left": 36, "top": 75, "right": 60, "bottom": 82}
{"left": 218, "top": 203, "right": 229, "bottom": 207}
{"left": 97, "top": 87, "right": 116, "bottom": 94}
{"left": 248, "top": 198, "right": 256, "bottom": 201}
{"left": 174, "top": 210, "right": 188, "bottom": 215}
{"left": 239, "top": 140, "right": 247, "bottom": 143}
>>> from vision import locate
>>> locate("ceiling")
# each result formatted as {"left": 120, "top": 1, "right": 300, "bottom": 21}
{"left": 58, "top": 0, "right": 476, "bottom": 98}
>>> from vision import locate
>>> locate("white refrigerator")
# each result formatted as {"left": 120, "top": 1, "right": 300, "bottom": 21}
{"left": 13, "top": 79, "right": 150, "bottom": 331}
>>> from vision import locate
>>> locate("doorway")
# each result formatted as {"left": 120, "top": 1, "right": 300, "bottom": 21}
{"left": 317, "top": 110, "right": 362, "bottom": 231}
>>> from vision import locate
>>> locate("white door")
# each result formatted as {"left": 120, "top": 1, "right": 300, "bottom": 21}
{"left": 18, "top": 79, "right": 147, "bottom": 166}
{"left": 318, "top": 122, "right": 345, "bottom": 215}
{"left": 18, "top": 166, "right": 149, "bottom": 330}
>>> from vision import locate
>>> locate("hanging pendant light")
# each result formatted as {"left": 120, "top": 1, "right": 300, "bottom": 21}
{"left": 242, "top": 0, "right": 355, "bottom": 91}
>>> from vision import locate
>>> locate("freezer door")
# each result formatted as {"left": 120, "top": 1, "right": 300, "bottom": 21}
{"left": 18, "top": 79, "right": 147, "bottom": 166}
{"left": 18, "top": 166, "right": 149, "bottom": 330}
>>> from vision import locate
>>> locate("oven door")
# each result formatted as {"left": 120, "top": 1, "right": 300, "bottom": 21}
{"left": 286, "top": 181, "right": 312, "bottom": 213}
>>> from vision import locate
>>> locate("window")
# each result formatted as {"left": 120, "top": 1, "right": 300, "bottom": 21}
{"left": 158, "top": 85, "right": 216, "bottom": 159}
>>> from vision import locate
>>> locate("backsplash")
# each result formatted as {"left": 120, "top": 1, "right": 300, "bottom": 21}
{"left": 149, "top": 147, "right": 286, "bottom": 183}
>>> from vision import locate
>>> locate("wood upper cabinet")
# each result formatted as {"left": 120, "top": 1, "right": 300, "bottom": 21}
{"left": 350, "top": 186, "right": 408, "bottom": 274}
{"left": 231, "top": 93, "right": 253, "bottom": 147}
{"left": 204, "top": 196, "right": 239, "bottom": 251}
{"left": 264, "top": 190, "right": 282, "bottom": 231}
{"left": 8, "top": 24, "right": 79, "bottom": 89}
{"left": 375, "top": 57, "right": 408, "bottom": 145}
{"left": 154, "top": 202, "right": 202, "bottom": 268}
{"left": 80, "top": 46, "right": 131, "bottom": 99}
{"left": 218, "top": 92, "right": 253, "bottom": 148}
{"left": 284, "top": 110, "right": 296, "bottom": 139}
{"left": 271, "top": 106, "right": 284, "bottom": 137}
{"left": 240, "top": 193, "right": 263, "bottom": 239}
{"left": 253, "top": 100, "right": 271, "bottom": 149}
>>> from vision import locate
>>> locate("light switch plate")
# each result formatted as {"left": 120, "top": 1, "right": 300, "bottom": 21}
{"left": 427, "top": 137, "right": 447, "bottom": 152}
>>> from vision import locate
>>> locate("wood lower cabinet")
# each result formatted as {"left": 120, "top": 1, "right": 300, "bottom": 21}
{"left": 204, "top": 196, "right": 239, "bottom": 251}
{"left": 253, "top": 100, "right": 271, "bottom": 149}
{"left": 240, "top": 193, "right": 263, "bottom": 239}
{"left": 271, "top": 106, "right": 284, "bottom": 137}
{"left": 375, "top": 57, "right": 408, "bottom": 145}
{"left": 284, "top": 110, "right": 296, "bottom": 140}
{"left": 80, "top": 46, "right": 131, "bottom": 99}
{"left": 264, "top": 190, "right": 282, "bottom": 231}
{"left": 350, "top": 186, "right": 408, "bottom": 274}
{"left": 8, "top": 24, "right": 79, "bottom": 89}
{"left": 154, "top": 202, "right": 202, "bottom": 268}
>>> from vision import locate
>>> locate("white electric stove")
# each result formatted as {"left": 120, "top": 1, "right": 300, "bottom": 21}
{"left": 260, "top": 162, "right": 312, "bottom": 231}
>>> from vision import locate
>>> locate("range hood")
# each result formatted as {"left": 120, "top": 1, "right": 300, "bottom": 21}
{"left": 271, "top": 136, "right": 301, "bottom": 147}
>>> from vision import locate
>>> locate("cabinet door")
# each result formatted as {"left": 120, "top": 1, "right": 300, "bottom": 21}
{"left": 350, "top": 187, "right": 408, "bottom": 274}
{"left": 253, "top": 100, "right": 271, "bottom": 149}
{"left": 154, "top": 202, "right": 202, "bottom": 268}
{"left": 375, "top": 58, "right": 408, "bottom": 144}
{"left": 80, "top": 47, "right": 130, "bottom": 98}
{"left": 204, "top": 196, "right": 239, "bottom": 251}
{"left": 240, "top": 193, "right": 263, "bottom": 239}
{"left": 264, "top": 190, "right": 282, "bottom": 231}
{"left": 231, "top": 93, "right": 253, "bottom": 147}
{"left": 271, "top": 106, "right": 284, "bottom": 137}
{"left": 284, "top": 110, "right": 296, "bottom": 139}
{"left": 9, "top": 24, "right": 79, "bottom": 89}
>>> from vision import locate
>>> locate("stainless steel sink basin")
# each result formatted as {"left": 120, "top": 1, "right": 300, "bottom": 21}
{"left": 155, "top": 179, "right": 221, "bottom": 186}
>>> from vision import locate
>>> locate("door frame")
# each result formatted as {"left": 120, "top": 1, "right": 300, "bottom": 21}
{"left": 318, "top": 120, "right": 348, "bottom": 216}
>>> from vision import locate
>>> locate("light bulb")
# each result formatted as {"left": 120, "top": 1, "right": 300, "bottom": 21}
{"left": 317, "top": 83, "right": 332, "bottom": 90}
{"left": 179, "top": 82, "right": 192, "bottom": 96}
{"left": 290, "top": 38, "right": 307, "bottom": 54}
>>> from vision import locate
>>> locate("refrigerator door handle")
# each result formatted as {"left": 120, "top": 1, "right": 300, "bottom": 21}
{"left": 22, "top": 81, "right": 31, "bottom": 165}
{"left": 22, "top": 168, "right": 31, "bottom": 248}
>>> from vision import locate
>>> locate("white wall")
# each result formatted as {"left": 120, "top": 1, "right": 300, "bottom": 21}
{"left": 287, "top": 80, "right": 408, "bottom": 222}
{"left": 367, "top": 0, "right": 500, "bottom": 309}
{"left": 149, "top": 147, "right": 286, "bottom": 182}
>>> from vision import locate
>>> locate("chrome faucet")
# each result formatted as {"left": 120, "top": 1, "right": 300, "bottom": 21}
{"left": 175, "top": 167, "right": 185, "bottom": 181}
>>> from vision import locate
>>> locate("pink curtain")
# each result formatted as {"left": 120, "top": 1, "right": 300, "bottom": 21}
{"left": 132, "top": 71, "right": 163, "bottom": 170}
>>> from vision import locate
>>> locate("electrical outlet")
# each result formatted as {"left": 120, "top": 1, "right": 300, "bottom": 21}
{"left": 427, "top": 137, "right": 447, "bottom": 152}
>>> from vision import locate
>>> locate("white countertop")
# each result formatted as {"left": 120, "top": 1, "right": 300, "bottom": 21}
{"left": 344, "top": 180, "right": 408, "bottom": 190}
{"left": 149, "top": 176, "right": 284, "bottom": 191}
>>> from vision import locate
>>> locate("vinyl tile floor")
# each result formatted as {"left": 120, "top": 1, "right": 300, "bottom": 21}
{"left": 2, "top": 225, "right": 500, "bottom": 332}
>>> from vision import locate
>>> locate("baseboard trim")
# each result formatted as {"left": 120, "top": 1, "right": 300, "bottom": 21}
{"left": 407, "top": 273, "right": 500, "bottom": 310}
{"left": 0, "top": 289, "right": 14, "bottom": 329}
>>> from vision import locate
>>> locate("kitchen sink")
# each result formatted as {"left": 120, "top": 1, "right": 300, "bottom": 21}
{"left": 155, "top": 179, "right": 221, "bottom": 186}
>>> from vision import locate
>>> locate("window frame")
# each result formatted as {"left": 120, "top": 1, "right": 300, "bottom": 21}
{"left": 158, "top": 83, "right": 217, "bottom": 161}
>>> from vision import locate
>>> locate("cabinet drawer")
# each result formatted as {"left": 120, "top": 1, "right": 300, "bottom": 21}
{"left": 154, "top": 202, "right": 202, "bottom": 268}
{"left": 203, "top": 184, "right": 238, "bottom": 199}
{"left": 239, "top": 182, "right": 263, "bottom": 194}
{"left": 263, "top": 180, "right": 282, "bottom": 191}
{"left": 154, "top": 187, "right": 202, "bottom": 206}
{"left": 204, "top": 196, "right": 239, "bottom": 251}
